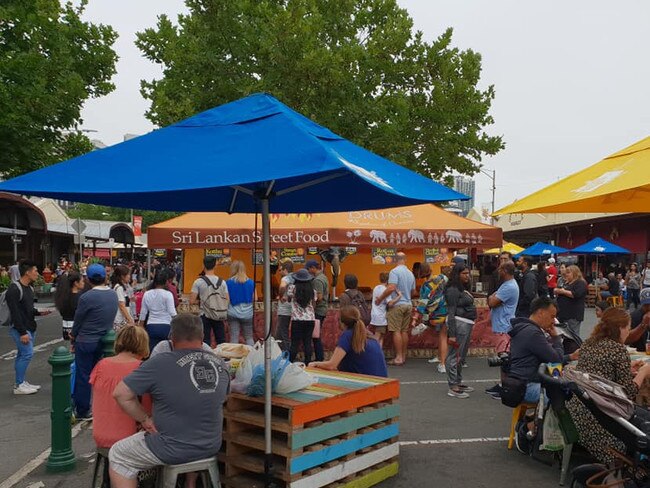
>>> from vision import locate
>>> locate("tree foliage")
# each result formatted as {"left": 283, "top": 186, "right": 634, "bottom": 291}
{"left": 0, "top": 0, "right": 118, "bottom": 177}
{"left": 67, "top": 204, "right": 180, "bottom": 232}
{"left": 136, "top": 0, "right": 503, "bottom": 180}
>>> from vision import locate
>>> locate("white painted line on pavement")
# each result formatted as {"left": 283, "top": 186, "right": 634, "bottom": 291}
{"left": 0, "top": 421, "right": 86, "bottom": 488}
{"left": 400, "top": 379, "right": 499, "bottom": 385}
{"left": 1, "top": 338, "right": 63, "bottom": 360}
{"left": 400, "top": 437, "right": 509, "bottom": 446}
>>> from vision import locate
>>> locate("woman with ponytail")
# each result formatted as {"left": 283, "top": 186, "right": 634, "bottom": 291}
{"left": 311, "top": 306, "right": 387, "bottom": 377}
{"left": 54, "top": 271, "right": 85, "bottom": 341}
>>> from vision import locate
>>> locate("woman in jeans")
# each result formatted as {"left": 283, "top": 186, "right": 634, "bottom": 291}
{"left": 445, "top": 264, "right": 477, "bottom": 399}
{"left": 626, "top": 263, "right": 642, "bottom": 310}
{"left": 288, "top": 268, "right": 316, "bottom": 364}
{"left": 226, "top": 260, "right": 256, "bottom": 346}
{"left": 138, "top": 273, "right": 177, "bottom": 352}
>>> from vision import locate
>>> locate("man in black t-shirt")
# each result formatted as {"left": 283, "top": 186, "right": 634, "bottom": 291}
{"left": 7, "top": 260, "right": 52, "bottom": 395}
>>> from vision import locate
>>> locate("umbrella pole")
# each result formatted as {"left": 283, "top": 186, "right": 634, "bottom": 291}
{"left": 261, "top": 198, "right": 274, "bottom": 486}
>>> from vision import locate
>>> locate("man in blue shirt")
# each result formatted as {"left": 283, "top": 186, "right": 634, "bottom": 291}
{"left": 376, "top": 252, "right": 415, "bottom": 366}
{"left": 486, "top": 261, "right": 519, "bottom": 398}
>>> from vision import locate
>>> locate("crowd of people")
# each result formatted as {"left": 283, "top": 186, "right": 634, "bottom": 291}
{"left": 7, "top": 249, "right": 650, "bottom": 483}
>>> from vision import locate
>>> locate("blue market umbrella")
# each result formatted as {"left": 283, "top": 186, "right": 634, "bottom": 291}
{"left": 0, "top": 93, "right": 467, "bottom": 482}
{"left": 570, "top": 237, "right": 631, "bottom": 255}
{"left": 571, "top": 237, "right": 631, "bottom": 276}
{"left": 516, "top": 241, "right": 569, "bottom": 257}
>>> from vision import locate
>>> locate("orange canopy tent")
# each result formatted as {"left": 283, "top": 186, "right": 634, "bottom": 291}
{"left": 148, "top": 203, "right": 502, "bottom": 250}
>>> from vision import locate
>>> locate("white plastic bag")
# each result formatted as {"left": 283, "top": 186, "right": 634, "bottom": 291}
{"left": 540, "top": 408, "right": 565, "bottom": 451}
{"left": 231, "top": 339, "right": 281, "bottom": 393}
{"left": 275, "top": 363, "right": 318, "bottom": 394}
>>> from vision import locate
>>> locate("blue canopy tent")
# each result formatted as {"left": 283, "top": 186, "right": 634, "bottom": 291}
{"left": 0, "top": 93, "right": 467, "bottom": 482}
{"left": 515, "top": 241, "right": 569, "bottom": 257}
{"left": 571, "top": 237, "right": 631, "bottom": 278}
{"left": 570, "top": 237, "right": 631, "bottom": 255}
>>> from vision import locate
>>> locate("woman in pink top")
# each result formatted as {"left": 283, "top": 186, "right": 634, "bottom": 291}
{"left": 90, "top": 326, "right": 150, "bottom": 448}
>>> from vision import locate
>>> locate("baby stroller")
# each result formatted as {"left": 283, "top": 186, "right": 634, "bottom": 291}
{"left": 556, "top": 321, "right": 583, "bottom": 355}
{"left": 538, "top": 364, "right": 650, "bottom": 487}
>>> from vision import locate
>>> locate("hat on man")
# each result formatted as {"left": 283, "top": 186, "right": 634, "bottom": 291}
{"left": 452, "top": 256, "right": 465, "bottom": 265}
{"left": 305, "top": 260, "right": 320, "bottom": 270}
{"left": 548, "top": 258, "right": 556, "bottom": 264}
{"left": 293, "top": 268, "right": 313, "bottom": 282}
{"left": 87, "top": 263, "right": 106, "bottom": 280}
{"left": 640, "top": 288, "right": 650, "bottom": 305}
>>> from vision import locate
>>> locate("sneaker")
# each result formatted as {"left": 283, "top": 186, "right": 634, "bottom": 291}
{"left": 75, "top": 412, "right": 93, "bottom": 422}
{"left": 489, "top": 391, "right": 502, "bottom": 400}
{"left": 485, "top": 384, "right": 502, "bottom": 395}
{"left": 514, "top": 421, "right": 532, "bottom": 455}
{"left": 447, "top": 388, "right": 470, "bottom": 399}
{"left": 458, "top": 384, "right": 475, "bottom": 393}
{"left": 461, "top": 362, "right": 469, "bottom": 368}
{"left": 23, "top": 381, "right": 41, "bottom": 391}
{"left": 411, "top": 323, "right": 427, "bottom": 336}
{"left": 437, "top": 364, "right": 446, "bottom": 374}
{"left": 427, "top": 357, "right": 440, "bottom": 364}
{"left": 13, "top": 382, "right": 38, "bottom": 395}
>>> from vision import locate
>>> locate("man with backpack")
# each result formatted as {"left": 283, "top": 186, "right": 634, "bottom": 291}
{"left": 190, "top": 256, "right": 229, "bottom": 347}
{"left": 338, "top": 274, "right": 371, "bottom": 326}
{"left": 5, "top": 260, "right": 51, "bottom": 395}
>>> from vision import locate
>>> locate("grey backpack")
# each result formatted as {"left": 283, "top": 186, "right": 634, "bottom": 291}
{"left": 0, "top": 283, "right": 23, "bottom": 327}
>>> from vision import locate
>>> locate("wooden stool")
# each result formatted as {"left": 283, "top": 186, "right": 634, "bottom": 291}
{"left": 607, "top": 295, "right": 624, "bottom": 308}
{"left": 507, "top": 403, "right": 537, "bottom": 450}
{"left": 157, "top": 456, "right": 220, "bottom": 488}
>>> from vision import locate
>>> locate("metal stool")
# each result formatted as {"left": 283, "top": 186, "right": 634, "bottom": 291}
{"left": 91, "top": 447, "right": 110, "bottom": 488}
{"left": 157, "top": 456, "right": 220, "bottom": 488}
{"left": 507, "top": 403, "right": 537, "bottom": 450}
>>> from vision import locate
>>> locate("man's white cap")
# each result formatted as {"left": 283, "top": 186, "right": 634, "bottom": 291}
{"left": 548, "top": 257, "right": 556, "bottom": 264}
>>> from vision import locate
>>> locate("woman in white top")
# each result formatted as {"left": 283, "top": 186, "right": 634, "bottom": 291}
{"left": 110, "top": 264, "right": 134, "bottom": 331}
{"left": 138, "top": 272, "right": 177, "bottom": 352}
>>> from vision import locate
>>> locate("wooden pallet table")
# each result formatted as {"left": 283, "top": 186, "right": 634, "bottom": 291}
{"left": 222, "top": 369, "right": 400, "bottom": 488}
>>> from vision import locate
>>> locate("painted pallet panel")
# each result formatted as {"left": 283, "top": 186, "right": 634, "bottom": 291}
{"left": 339, "top": 461, "right": 399, "bottom": 488}
{"left": 290, "top": 423, "right": 400, "bottom": 474}
{"left": 291, "top": 404, "right": 400, "bottom": 449}
{"left": 288, "top": 443, "right": 400, "bottom": 488}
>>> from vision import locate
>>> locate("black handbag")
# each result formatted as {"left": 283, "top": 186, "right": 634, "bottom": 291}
{"left": 501, "top": 376, "right": 527, "bottom": 407}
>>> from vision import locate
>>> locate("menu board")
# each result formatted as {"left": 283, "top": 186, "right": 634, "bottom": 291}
{"left": 153, "top": 249, "right": 166, "bottom": 258}
{"left": 371, "top": 248, "right": 397, "bottom": 265}
{"left": 252, "top": 248, "right": 304, "bottom": 265}
{"left": 204, "top": 248, "right": 232, "bottom": 265}
{"left": 424, "top": 248, "right": 451, "bottom": 265}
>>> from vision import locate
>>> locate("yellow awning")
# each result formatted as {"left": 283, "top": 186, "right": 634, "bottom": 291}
{"left": 483, "top": 241, "right": 525, "bottom": 255}
{"left": 494, "top": 135, "right": 650, "bottom": 215}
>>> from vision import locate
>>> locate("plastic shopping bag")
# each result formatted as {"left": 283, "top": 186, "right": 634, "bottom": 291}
{"left": 246, "top": 351, "right": 291, "bottom": 397}
{"left": 232, "top": 340, "right": 282, "bottom": 395}
{"left": 275, "top": 362, "right": 318, "bottom": 394}
{"left": 540, "top": 408, "right": 565, "bottom": 452}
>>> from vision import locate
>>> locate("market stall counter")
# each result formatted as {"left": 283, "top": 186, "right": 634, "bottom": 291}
{"left": 222, "top": 368, "right": 400, "bottom": 488}
{"left": 178, "top": 299, "right": 502, "bottom": 356}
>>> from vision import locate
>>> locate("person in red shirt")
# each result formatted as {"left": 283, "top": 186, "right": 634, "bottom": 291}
{"left": 90, "top": 326, "right": 151, "bottom": 448}
{"left": 546, "top": 258, "right": 558, "bottom": 297}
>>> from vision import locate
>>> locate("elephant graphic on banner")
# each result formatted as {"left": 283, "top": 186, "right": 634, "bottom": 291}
{"left": 407, "top": 229, "right": 425, "bottom": 243}
{"left": 445, "top": 230, "right": 464, "bottom": 243}
{"left": 369, "top": 230, "right": 388, "bottom": 243}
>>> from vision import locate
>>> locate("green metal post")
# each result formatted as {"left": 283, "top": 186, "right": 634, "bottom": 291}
{"left": 102, "top": 329, "right": 116, "bottom": 358}
{"left": 47, "top": 346, "right": 76, "bottom": 472}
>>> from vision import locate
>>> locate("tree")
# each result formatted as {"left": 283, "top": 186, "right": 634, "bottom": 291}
{"left": 136, "top": 0, "right": 503, "bottom": 180}
{"left": 0, "top": 0, "right": 118, "bottom": 177}
{"left": 67, "top": 204, "right": 180, "bottom": 231}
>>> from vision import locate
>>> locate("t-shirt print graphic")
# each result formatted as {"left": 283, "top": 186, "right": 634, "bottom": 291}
{"left": 177, "top": 352, "right": 221, "bottom": 393}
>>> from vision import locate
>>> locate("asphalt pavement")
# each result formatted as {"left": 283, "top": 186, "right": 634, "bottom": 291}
{"left": 0, "top": 308, "right": 599, "bottom": 488}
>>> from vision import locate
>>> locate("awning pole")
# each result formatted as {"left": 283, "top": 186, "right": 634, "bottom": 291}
{"left": 261, "top": 197, "right": 274, "bottom": 487}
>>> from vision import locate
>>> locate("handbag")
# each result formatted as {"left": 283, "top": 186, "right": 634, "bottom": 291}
{"left": 500, "top": 376, "right": 527, "bottom": 407}
{"left": 312, "top": 319, "right": 321, "bottom": 339}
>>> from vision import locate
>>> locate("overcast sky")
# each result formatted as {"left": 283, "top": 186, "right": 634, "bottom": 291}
{"left": 79, "top": 0, "right": 650, "bottom": 212}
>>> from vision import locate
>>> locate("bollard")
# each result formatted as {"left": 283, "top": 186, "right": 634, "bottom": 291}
{"left": 47, "top": 346, "right": 76, "bottom": 472}
{"left": 102, "top": 329, "right": 116, "bottom": 358}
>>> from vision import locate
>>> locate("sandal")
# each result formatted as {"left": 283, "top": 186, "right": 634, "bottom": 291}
{"left": 387, "top": 360, "right": 404, "bottom": 366}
